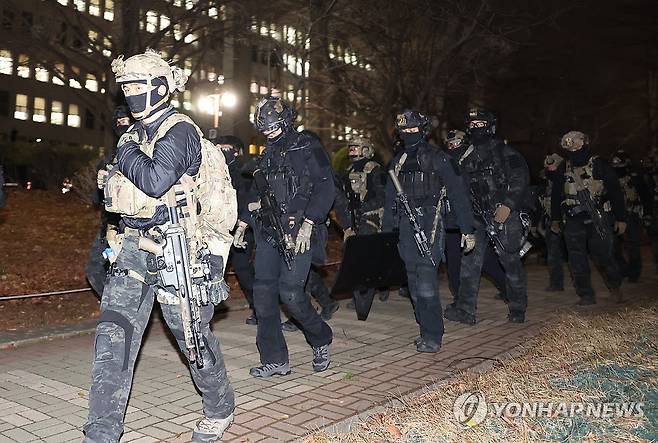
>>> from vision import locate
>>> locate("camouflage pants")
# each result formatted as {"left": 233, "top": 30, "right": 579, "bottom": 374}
{"left": 83, "top": 235, "right": 235, "bottom": 443}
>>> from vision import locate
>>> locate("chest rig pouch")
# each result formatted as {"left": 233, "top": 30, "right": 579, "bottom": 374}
{"left": 619, "top": 175, "right": 643, "bottom": 217}
{"left": 397, "top": 154, "right": 443, "bottom": 203}
{"left": 348, "top": 161, "right": 378, "bottom": 201}
{"left": 563, "top": 156, "right": 606, "bottom": 213}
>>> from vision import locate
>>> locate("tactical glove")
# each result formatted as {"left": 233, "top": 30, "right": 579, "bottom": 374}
{"left": 97, "top": 169, "right": 109, "bottom": 189}
{"left": 343, "top": 227, "right": 356, "bottom": 242}
{"left": 233, "top": 221, "right": 249, "bottom": 249}
{"left": 493, "top": 204, "right": 511, "bottom": 224}
{"left": 460, "top": 233, "right": 476, "bottom": 254}
{"left": 206, "top": 254, "right": 229, "bottom": 305}
{"left": 117, "top": 128, "right": 142, "bottom": 148}
{"left": 295, "top": 218, "right": 314, "bottom": 254}
{"left": 550, "top": 221, "right": 561, "bottom": 234}
{"left": 614, "top": 221, "right": 627, "bottom": 236}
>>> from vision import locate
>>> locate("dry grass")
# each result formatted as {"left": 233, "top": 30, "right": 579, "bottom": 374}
{"left": 307, "top": 302, "right": 658, "bottom": 443}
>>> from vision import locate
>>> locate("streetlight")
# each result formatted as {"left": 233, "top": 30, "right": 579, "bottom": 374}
{"left": 197, "top": 91, "right": 237, "bottom": 129}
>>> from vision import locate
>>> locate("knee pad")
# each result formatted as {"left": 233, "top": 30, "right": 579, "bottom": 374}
{"left": 95, "top": 310, "right": 134, "bottom": 371}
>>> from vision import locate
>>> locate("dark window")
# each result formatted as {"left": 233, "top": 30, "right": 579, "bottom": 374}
{"left": 251, "top": 45, "right": 258, "bottom": 63}
{"left": 85, "top": 109, "right": 95, "bottom": 129}
{"left": 21, "top": 12, "right": 33, "bottom": 32}
{"left": 3, "top": 10, "right": 15, "bottom": 31}
{"left": 0, "top": 90, "right": 9, "bottom": 116}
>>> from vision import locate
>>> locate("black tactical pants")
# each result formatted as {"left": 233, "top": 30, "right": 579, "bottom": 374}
{"left": 563, "top": 217, "right": 621, "bottom": 300}
{"left": 306, "top": 265, "right": 334, "bottom": 308}
{"left": 444, "top": 230, "right": 506, "bottom": 298}
{"left": 253, "top": 232, "right": 332, "bottom": 365}
{"left": 398, "top": 205, "right": 444, "bottom": 344}
{"left": 84, "top": 235, "right": 235, "bottom": 443}
{"left": 545, "top": 230, "right": 565, "bottom": 289}
{"left": 85, "top": 231, "right": 109, "bottom": 300}
{"left": 229, "top": 229, "right": 255, "bottom": 309}
{"left": 649, "top": 211, "right": 658, "bottom": 270}
{"left": 613, "top": 214, "right": 642, "bottom": 281}
{"left": 456, "top": 215, "right": 528, "bottom": 316}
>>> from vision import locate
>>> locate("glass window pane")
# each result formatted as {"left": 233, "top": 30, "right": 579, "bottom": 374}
{"left": 146, "top": 11, "right": 158, "bottom": 33}
{"left": 35, "top": 66, "right": 49, "bottom": 82}
{"left": 0, "top": 50, "right": 12, "bottom": 75}
{"left": 104, "top": 0, "right": 114, "bottom": 21}
{"left": 14, "top": 94, "right": 28, "bottom": 120}
{"left": 85, "top": 74, "right": 98, "bottom": 92}
{"left": 51, "top": 101, "right": 64, "bottom": 125}
{"left": 89, "top": 0, "right": 100, "bottom": 16}
{"left": 33, "top": 97, "right": 46, "bottom": 122}
{"left": 68, "top": 104, "right": 80, "bottom": 127}
{"left": 17, "top": 54, "right": 30, "bottom": 78}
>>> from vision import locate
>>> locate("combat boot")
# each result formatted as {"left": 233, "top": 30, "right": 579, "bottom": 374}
{"left": 577, "top": 297, "right": 596, "bottom": 306}
{"left": 610, "top": 287, "right": 625, "bottom": 304}
{"left": 416, "top": 338, "right": 441, "bottom": 353}
{"left": 320, "top": 302, "right": 339, "bottom": 320}
{"left": 312, "top": 344, "right": 331, "bottom": 372}
{"left": 245, "top": 312, "right": 258, "bottom": 326}
{"left": 508, "top": 310, "right": 525, "bottom": 323}
{"left": 444, "top": 304, "right": 476, "bottom": 325}
{"left": 249, "top": 362, "right": 291, "bottom": 378}
{"left": 192, "top": 413, "right": 234, "bottom": 442}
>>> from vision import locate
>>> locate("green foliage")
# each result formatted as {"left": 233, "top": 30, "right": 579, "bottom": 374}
{"left": 332, "top": 146, "right": 352, "bottom": 174}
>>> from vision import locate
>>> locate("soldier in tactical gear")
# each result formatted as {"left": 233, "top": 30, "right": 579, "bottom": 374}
{"left": 85, "top": 51, "right": 236, "bottom": 443}
{"left": 85, "top": 105, "right": 133, "bottom": 299}
{"left": 610, "top": 149, "right": 644, "bottom": 282}
{"left": 550, "top": 131, "right": 625, "bottom": 305}
{"left": 334, "top": 136, "right": 388, "bottom": 308}
{"left": 444, "top": 109, "right": 530, "bottom": 325}
{"left": 383, "top": 110, "right": 476, "bottom": 353}
{"left": 443, "top": 129, "right": 508, "bottom": 301}
{"left": 540, "top": 153, "right": 566, "bottom": 291}
{"left": 216, "top": 135, "right": 258, "bottom": 324}
{"left": 233, "top": 97, "right": 334, "bottom": 377}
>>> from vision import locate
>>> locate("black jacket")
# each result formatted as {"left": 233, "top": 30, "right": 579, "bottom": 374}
{"left": 116, "top": 106, "right": 202, "bottom": 229}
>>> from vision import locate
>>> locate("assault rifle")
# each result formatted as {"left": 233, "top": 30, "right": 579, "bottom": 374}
{"left": 253, "top": 169, "right": 295, "bottom": 270}
{"left": 139, "top": 192, "right": 207, "bottom": 369}
{"left": 571, "top": 172, "right": 607, "bottom": 241}
{"left": 344, "top": 176, "right": 362, "bottom": 234}
{"left": 470, "top": 192, "right": 507, "bottom": 256}
{"left": 388, "top": 170, "right": 436, "bottom": 266}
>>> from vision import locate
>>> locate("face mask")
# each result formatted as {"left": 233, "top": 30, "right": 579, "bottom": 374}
{"left": 114, "top": 124, "right": 130, "bottom": 137}
{"left": 123, "top": 78, "right": 169, "bottom": 120}
{"left": 469, "top": 127, "right": 492, "bottom": 144}
{"left": 447, "top": 144, "right": 467, "bottom": 160}
{"left": 566, "top": 146, "right": 591, "bottom": 165}
{"left": 400, "top": 132, "right": 424, "bottom": 147}
{"left": 221, "top": 148, "right": 238, "bottom": 165}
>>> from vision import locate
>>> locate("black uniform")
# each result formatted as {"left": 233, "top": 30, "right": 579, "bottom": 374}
{"left": 541, "top": 171, "right": 566, "bottom": 290}
{"left": 611, "top": 166, "right": 644, "bottom": 282}
{"left": 383, "top": 141, "right": 474, "bottom": 347}
{"left": 444, "top": 145, "right": 507, "bottom": 300}
{"left": 641, "top": 163, "right": 658, "bottom": 270}
{"left": 450, "top": 138, "right": 530, "bottom": 321}
{"left": 245, "top": 130, "right": 335, "bottom": 365}
{"left": 550, "top": 148, "right": 625, "bottom": 303}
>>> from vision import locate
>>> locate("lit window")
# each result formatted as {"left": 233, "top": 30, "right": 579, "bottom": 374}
{"left": 304, "top": 61, "right": 310, "bottom": 77}
{"left": 286, "top": 54, "right": 296, "bottom": 74}
{"left": 0, "top": 50, "right": 12, "bottom": 75}
{"left": 174, "top": 24, "right": 182, "bottom": 40}
{"left": 183, "top": 91, "right": 192, "bottom": 111}
{"left": 85, "top": 74, "right": 98, "bottom": 92}
{"left": 14, "top": 94, "right": 28, "bottom": 120}
{"left": 68, "top": 104, "right": 81, "bottom": 127}
{"left": 160, "top": 14, "right": 170, "bottom": 30}
{"left": 184, "top": 33, "right": 196, "bottom": 44}
{"left": 259, "top": 85, "right": 268, "bottom": 95}
{"left": 89, "top": 0, "right": 100, "bottom": 16}
{"left": 58, "top": 0, "right": 68, "bottom": 5}
{"left": 17, "top": 55, "right": 30, "bottom": 78}
{"left": 35, "top": 66, "right": 49, "bottom": 82}
{"left": 249, "top": 104, "right": 256, "bottom": 123}
{"left": 184, "top": 59, "right": 192, "bottom": 76}
{"left": 146, "top": 11, "right": 158, "bottom": 33}
{"left": 185, "top": 0, "right": 196, "bottom": 10}
{"left": 250, "top": 81, "right": 258, "bottom": 94}
{"left": 287, "top": 91, "right": 294, "bottom": 102}
{"left": 271, "top": 88, "right": 281, "bottom": 98}
{"left": 208, "top": 6, "right": 218, "bottom": 18}
{"left": 217, "top": 74, "right": 224, "bottom": 85}
{"left": 286, "top": 26, "right": 296, "bottom": 45}
{"left": 33, "top": 97, "right": 46, "bottom": 122}
{"left": 208, "top": 70, "right": 217, "bottom": 82}
{"left": 88, "top": 30, "right": 98, "bottom": 42}
{"left": 171, "top": 98, "right": 180, "bottom": 108}
{"left": 104, "top": 0, "right": 114, "bottom": 21}
{"left": 69, "top": 67, "right": 82, "bottom": 89}
{"left": 296, "top": 59, "right": 303, "bottom": 76}
{"left": 270, "top": 24, "right": 281, "bottom": 41}
{"left": 250, "top": 17, "right": 258, "bottom": 33}
{"left": 51, "top": 101, "right": 64, "bottom": 125}
{"left": 73, "top": 0, "right": 85, "bottom": 12}
{"left": 260, "top": 24, "right": 268, "bottom": 37}
{"left": 52, "top": 63, "right": 65, "bottom": 85}
{"left": 173, "top": 0, "right": 182, "bottom": 7}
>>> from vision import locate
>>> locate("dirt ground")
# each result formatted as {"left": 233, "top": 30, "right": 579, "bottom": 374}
{"left": 0, "top": 189, "right": 343, "bottom": 332}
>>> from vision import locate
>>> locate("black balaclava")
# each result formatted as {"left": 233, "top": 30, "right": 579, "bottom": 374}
{"left": 566, "top": 146, "right": 592, "bottom": 166}
{"left": 469, "top": 127, "right": 493, "bottom": 146}
{"left": 447, "top": 144, "right": 468, "bottom": 161}
{"left": 400, "top": 131, "right": 424, "bottom": 148}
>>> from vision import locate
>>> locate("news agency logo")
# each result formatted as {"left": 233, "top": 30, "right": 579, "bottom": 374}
{"left": 453, "top": 391, "right": 488, "bottom": 428}
{"left": 453, "top": 391, "right": 645, "bottom": 428}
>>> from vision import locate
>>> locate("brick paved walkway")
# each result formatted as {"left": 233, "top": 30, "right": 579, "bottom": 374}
{"left": 0, "top": 263, "right": 653, "bottom": 442}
